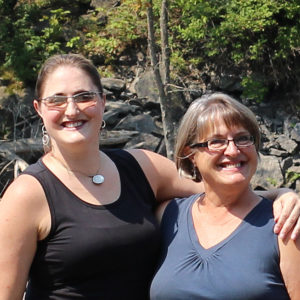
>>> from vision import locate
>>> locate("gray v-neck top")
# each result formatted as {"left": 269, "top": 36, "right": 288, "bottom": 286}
{"left": 150, "top": 195, "right": 289, "bottom": 300}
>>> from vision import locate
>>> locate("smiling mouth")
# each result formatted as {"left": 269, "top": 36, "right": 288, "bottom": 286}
{"left": 62, "top": 121, "right": 85, "bottom": 128}
{"left": 219, "top": 162, "right": 243, "bottom": 169}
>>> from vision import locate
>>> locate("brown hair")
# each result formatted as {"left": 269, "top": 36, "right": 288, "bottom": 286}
{"left": 175, "top": 93, "right": 261, "bottom": 181}
{"left": 35, "top": 53, "right": 103, "bottom": 99}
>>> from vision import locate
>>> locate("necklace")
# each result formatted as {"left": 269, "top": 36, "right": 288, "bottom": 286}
{"left": 50, "top": 153, "right": 105, "bottom": 185}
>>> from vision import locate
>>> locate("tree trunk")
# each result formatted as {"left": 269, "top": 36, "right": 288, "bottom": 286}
{"left": 146, "top": 0, "right": 175, "bottom": 159}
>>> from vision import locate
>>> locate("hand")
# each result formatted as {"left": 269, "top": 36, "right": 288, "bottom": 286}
{"left": 273, "top": 188, "right": 300, "bottom": 240}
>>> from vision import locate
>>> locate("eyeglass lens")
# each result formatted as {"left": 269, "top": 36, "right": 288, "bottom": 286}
{"left": 208, "top": 135, "right": 254, "bottom": 150}
{"left": 42, "top": 92, "right": 100, "bottom": 109}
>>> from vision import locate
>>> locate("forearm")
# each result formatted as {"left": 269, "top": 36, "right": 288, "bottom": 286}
{"left": 256, "top": 188, "right": 297, "bottom": 201}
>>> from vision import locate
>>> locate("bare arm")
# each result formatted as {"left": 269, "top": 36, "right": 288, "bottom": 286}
{"left": 127, "top": 149, "right": 204, "bottom": 202}
{"left": 0, "top": 175, "right": 49, "bottom": 300}
{"left": 279, "top": 233, "right": 300, "bottom": 299}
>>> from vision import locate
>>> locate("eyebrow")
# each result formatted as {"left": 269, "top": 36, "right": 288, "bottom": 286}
{"left": 206, "top": 130, "right": 250, "bottom": 139}
{"left": 48, "top": 90, "right": 90, "bottom": 97}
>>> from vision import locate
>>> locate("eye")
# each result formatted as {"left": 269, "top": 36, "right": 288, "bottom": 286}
{"left": 75, "top": 92, "right": 95, "bottom": 102}
{"left": 46, "top": 96, "right": 66, "bottom": 106}
{"left": 209, "top": 139, "right": 226, "bottom": 147}
{"left": 235, "top": 135, "right": 251, "bottom": 144}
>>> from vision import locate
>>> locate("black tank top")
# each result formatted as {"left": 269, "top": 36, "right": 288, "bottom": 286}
{"left": 23, "top": 149, "right": 160, "bottom": 300}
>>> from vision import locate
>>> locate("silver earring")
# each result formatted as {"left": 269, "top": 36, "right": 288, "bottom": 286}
{"left": 42, "top": 125, "right": 50, "bottom": 146}
{"left": 101, "top": 120, "right": 106, "bottom": 129}
{"left": 192, "top": 164, "right": 197, "bottom": 180}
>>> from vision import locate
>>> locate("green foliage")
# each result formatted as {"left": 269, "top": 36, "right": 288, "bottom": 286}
{"left": 267, "top": 177, "right": 278, "bottom": 187}
{"left": 80, "top": 0, "right": 149, "bottom": 62}
{"left": 1, "top": 0, "right": 300, "bottom": 103}
{"left": 168, "top": 0, "right": 300, "bottom": 101}
{"left": 0, "top": 1, "right": 88, "bottom": 84}
{"left": 241, "top": 76, "right": 268, "bottom": 102}
{"left": 286, "top": 171, "right": 300, "bottom": 184}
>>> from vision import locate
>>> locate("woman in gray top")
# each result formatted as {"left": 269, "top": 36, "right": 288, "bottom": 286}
{"left": 151, "top": 93, "right": 300, "bottom": 299}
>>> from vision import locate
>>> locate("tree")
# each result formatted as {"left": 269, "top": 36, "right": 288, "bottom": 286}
{"left": 146, "top": 0, "right": 185, "bottom": 159}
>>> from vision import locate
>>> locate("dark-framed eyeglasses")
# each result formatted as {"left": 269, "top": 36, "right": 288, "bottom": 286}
{"left": 38, "top": 91, "right": 102, "bottom": 110}
{"left": 190, "top": 135, "right": 255, "bottom": 151}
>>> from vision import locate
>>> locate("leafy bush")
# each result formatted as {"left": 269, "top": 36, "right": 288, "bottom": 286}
{"left": 169, "top": 0, "right": 300, "bottom": 100}
{"left": 1, "top": 0, "right": 300, "bottom": 102}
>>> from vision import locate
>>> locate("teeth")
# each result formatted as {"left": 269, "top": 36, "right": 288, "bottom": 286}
{"left": 222, "top": 163, "right": 241, "bottom": 168}
{"left": 64, "top": 121, "right": 83, "bottom": 128}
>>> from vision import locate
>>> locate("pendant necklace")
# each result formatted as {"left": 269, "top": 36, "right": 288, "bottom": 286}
{"left": 50, "top": 154, "right": 105, "bottom": 185}
{"left": 90, "top": 174, "right": 104, "bottom": 185}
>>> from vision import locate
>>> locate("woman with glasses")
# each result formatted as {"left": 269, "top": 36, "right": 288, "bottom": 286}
{"left": 150, "top": 93, "right": 300, "bottom": 299}
{"left": 0, "top": 55, "right": 299, "bottom": 300}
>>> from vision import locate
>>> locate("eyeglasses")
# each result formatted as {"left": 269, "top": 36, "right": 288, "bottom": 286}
{"left": 190, "top": 135, "right": 255, "bottom": 151}
{"left": 39, "top": 91, "right": 102, "bottom": 110}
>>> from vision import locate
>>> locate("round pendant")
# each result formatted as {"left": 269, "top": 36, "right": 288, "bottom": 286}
{"left": 92, "top": 174, "right": 105, "bottom": 185}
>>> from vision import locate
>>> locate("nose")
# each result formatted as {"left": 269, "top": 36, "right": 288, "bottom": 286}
{"left": 223, "top": 140, "right": 240, "bottom": 156}
{"left": 64, "top": 98, "right": 79, "bottom": 117}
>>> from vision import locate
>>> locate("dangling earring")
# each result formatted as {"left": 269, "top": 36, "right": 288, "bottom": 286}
{"left": 192, "top": 164, "right": 201, "bottom": 182}
{"left": 42, "top": 125, "right": 50, "bottom": 146}
{"left": 101, "top": 120, "right": 106, "bottom": 129}
{"left": 192, "top": 164, "right": 197, "bottom": 180}
{"left": 42, "top": 125, "right": 51, "bottom": 153}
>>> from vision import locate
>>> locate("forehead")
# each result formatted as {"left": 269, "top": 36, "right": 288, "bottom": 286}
{"left": 199, "top": 118, "right": 248, "bottom": 139}
{"left": 41, "top": 66, "right": 95, "bottom": 97}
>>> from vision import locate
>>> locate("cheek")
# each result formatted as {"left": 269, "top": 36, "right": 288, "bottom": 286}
{"left": 41, "top": 109, "right": 64, "bottom": 126}
{"left": 84, "top": 104, "right": 103, "bottom": 120}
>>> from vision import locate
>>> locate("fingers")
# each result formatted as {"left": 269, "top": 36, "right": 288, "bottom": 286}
{"left": 291, "top": 217, "right": 300, "bottom": 240}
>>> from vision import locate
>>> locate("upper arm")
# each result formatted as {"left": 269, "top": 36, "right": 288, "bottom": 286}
{"left": 127, "top": 149, "right": 204, "bottom": 202}
{"left": 279, "top": 234, "right": 300, "bottom": 299}
{"left": 0, "top": 175, "right": 48, "bottom": 300}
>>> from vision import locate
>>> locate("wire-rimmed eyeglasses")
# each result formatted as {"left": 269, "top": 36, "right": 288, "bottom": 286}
{"left": 190, "top": 135, "right": 255, "bottom": 151}
{"left": 38, "top": 91, "right": 102, "bottom": 110}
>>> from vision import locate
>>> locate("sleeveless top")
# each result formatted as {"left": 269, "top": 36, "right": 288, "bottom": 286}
{"left": 23, "top": 149, "right": 160, "bottom": 300}
{"left": 150, "top": 195, "right": 289, "bottom": 300}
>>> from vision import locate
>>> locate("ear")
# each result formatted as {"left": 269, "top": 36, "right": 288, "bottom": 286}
{"left": 33, "top": 100, "right": 43, "bottom": 118}
{"left": 100, "top": 94, "right": 106, "bottom": 113}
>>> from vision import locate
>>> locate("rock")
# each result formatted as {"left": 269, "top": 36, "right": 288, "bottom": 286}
{"left": 101, "top": 78, "right": 126, "bottom": 93}
{"left": 291, "top": 123, "right": 300, "bottom": 142}
{"left": 114, "top": 113, "right": 162, "bottom": 135}
{"left": 251, "top": 153, "right": 284, "bottom": 190}
{"left": 125, "top": 133, "right": 163, "bottom": 152}
{"left": 103, "top": 101, "right": 140, "bottom": 126}
{"left": 134, "top": 70, "right": 159, "bottom": 104}
{"left": 268, "top": 148, "right": 288, "bottom": 157}
{"left": 276, "top": 135, "right": 298, "bottom": 154}
{"left": 281, "top": 157, "right": 293, "bottom": 172}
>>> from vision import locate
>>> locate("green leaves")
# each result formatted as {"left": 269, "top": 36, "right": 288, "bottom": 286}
{"left": 0, "top": 0, "right": 300, "bottom": 102}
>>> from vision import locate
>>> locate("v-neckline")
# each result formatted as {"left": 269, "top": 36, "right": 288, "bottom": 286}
{"left": 187, "top": 196, "right": 264, "bottom": 259}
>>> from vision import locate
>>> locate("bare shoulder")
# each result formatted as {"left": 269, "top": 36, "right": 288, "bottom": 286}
{"left": 1, "top": 173, "right": 45, "bottom": 207}
{"left": 0, "top": 174, "right": 50, "bottom": 239}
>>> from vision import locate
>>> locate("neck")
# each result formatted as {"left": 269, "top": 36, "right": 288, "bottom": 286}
{"left": 48, "top": 148, "right": 102, "bottom": 176}
{"left": 202, "top": 182, "right": 258, "bottom": 209}
{"left": 50, "top": 141, "right": 101, "bottom": 172}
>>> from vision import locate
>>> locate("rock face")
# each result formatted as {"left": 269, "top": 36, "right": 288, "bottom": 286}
{"left": 0, "top": 69, "right": 299, "bottom": 196}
